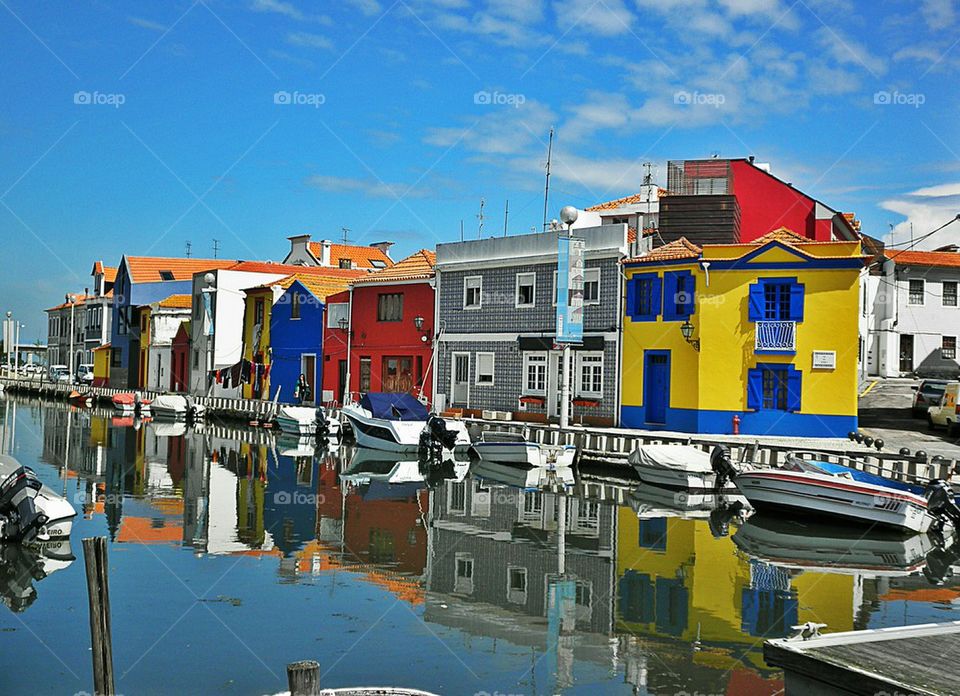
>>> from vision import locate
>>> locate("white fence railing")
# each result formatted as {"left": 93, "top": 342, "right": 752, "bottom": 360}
{"left": 755, "top": 320, "right": 796, "bottom": 352}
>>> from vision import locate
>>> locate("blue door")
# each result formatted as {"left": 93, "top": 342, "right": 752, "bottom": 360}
{"left": 644, "top": 351, "right": 670, "bottom": 424}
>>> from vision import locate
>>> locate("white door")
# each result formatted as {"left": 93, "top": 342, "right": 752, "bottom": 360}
{"left": 451, "top": 353, "right": 470, "bottom": 407}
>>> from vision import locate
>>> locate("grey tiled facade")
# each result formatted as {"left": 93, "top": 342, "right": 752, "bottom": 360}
{"left": 434, "top": 224, "right": 629, "bottom": 425}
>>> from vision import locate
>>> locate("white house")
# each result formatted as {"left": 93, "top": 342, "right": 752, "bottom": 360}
{"left": 143, "top": 295, "right": 191, "bottom": 392}
{"left": 282, "top": 234, "right": 394, "bottom": 270}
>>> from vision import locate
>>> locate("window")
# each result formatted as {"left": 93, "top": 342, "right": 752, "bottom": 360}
{"left": 463, "top": 276, "right": 482, "bottom": 309}
{"left": 944, "top": 281, "right": 958, "bottom": 307}
{"left": 111, "top": 348, "right": 122, "bottom": 368}
{"left": 338, "top": 258, "right": 352, "bottom": 269}
{"left": 254, "top": 298, "right": 264, "bottom": 326}
{"left": 762, "top": 368, "right": 789, "bottom": 410}
{"left": 507, "top": 566, "right": 527, "bottom": 604}
{"left": 908, "top": 279, "right": 925, "bottom": 305}
{"left": 747, "top": 364, "right": 801, "bottom": 412}
{"left": 327, "top": 302, "right": 348, "bottom": 329}
{"left": 290, "top": 292, "right": 301, "bottom": 319}
{"left": 159, "top": 270, "right": 174, "bottom": 281}
{"left": 583, "top": 268, "right": 600, "bottom": 304}
{"left": 943, "top": 336, "right": 957, "bottom": 360}
{"left": 476, "top": 352, "right": 495, "bottom": 385}
{"left": 763, "top": 283, "right": 791, "bottom": 320}
{"left": 377, "top": 293, "right": 403, "bottom": 322}
{"left": 359, "top": 357, "right": 371, "bottom": 392}
{"left": 370, "top": 259, "right": 387, "bottom": 269}
{"left": 577, "top": 352, "right": 604, "bottom": 398}
{"left": 454, "top": 552, "right": 474, "bottom": 594}
{"left": 628, "top": 273, "right": 661, "bottom": 321}
{"left": 192, "top": 349, "right": 199, "bottom": 369}
{"left": 516, "top": 272, "right": 536, "bottom": 307}
{"left": 523, "top": 352, "right": 547, "bottom": 395}
{"left": 748, "top": 278, "right": 804, "bottom": 322}
{"left": 663, "top": 271, "right": 695, "bottom": 321}
{"left": 448, "top": 480, "right": 467, "bottom": 514}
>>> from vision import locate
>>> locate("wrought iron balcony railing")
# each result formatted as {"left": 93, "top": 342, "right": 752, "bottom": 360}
{"left": 755, "top": 320, "right": 796, "bottom": 352}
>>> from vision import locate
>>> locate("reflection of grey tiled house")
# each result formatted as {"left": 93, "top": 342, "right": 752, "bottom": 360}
{"left": 426, "top": 478, "right": 617, "bottom": 636}
{"left": 433, "top": 225, "right": 631, "bottom": 426}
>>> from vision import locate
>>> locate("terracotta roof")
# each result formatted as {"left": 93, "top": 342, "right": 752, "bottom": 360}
{"left": 753, "top": 226, "right": 810, "bottom": 244}
{"left": 887, "top": 249, "right": 960, "bottom": 268}
{"left": 624, "top": 237, "right": 702, "bottom": 264}
{"left": 353, "top": 249, "right": 436, "bottom": 284}
{"left": 124, "top": 256, "right": 238, "bottom": 283}
{"left": 93, "top": 343, "right": 112, "bottom": 351}
{"left": 46, "top": 293, "right": 90, "bottom": 312}
{"left": 155, "top": 294, "right": 192, "bottom": 309}
{"left": 91, "top": 261, "right": 118, "bottom": 282}
{"left": 226, "top": 260, "right": 369, "bottom": 278}
{"left": 247, "top": 270, "right": 364, "bottom": 301}
{"left": 586, "top": 188, "right": 666, "bottom": 212}
{"left": 307, "top": 242, "right": 394, "bottom": 269}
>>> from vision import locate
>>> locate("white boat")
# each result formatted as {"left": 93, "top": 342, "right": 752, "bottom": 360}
{"left": 341, "top": 455, "right": 425, "bottom": 486}
{"left": 0, "top": 539, "right": 75, "bottom": 612}
{"left": 713, "top": 450, "right": 960, "bottom": 535}
{"left": 112, "top": 392, "right": 150, "bottom": 417}
{"left": 629, "top": 482, "right": 747, "bottom": 520}
{"left": 151, "top": 421, "right": 187, "bottom": 438}
{"left": 470, "top": 431, "right": 577, "bottom": 469}
{"left": 0, "top": 455, "right": 76, "bottom": 542}
{"left": 276, "top": 405, "right": 341, "bottom": 439}
{"left": 470, "top": 458, "right": 575, "bottom": 490}
{"left": 151, "top": 394, "right": 204, "bottom": 422}
{"left": 276, "top": 434, "right": 316, "bottom": 458}
{"left": 341, "top": 393, "right": 469, "bottom": 454}
{"left": 628, "top": 444, "right": 736, "bottom": 490}
{"left": 732, "top": 515, "right": 938, "bottom": 577}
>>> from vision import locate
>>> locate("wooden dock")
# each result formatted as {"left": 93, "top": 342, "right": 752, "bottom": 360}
{"left": 765, "top": 621, "right": 960, "bottom": 695}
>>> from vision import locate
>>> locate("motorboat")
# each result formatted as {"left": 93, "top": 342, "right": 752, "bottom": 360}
{"left": 276, "top": 434, "right": 316, "bottom": 458}
{"left": 276, "top": 405, "right": 341, "bottom": 440}
{"left": 341, "top": 455, "right": 425, "bottom": 487}
{"left": 628, "top": 444, "right": 736, "bottom": 490}
{"left": 340, "top": 393, "right": 469, "bottom": 454}
{"left": 0, "top": 455, "right": 76, "bottom": 542}
{"left": 151, "top": 394, "right": 204, "bottom": 422}
{"left": 470, "top": 430, "right": 577, "bottom": 469}
{"left": 112, "top": 392, "right": 151, "bottom": 417}
{"left": 150, "top": 421, "right": 187, "bottom": 438}
{"left": 469, "top": 457, "right": 575, "bottom": 490}
{"left": 732, "top": 514, "right": 937, "bottom": 577}
{"left": 712, "top": 449, "right": 960, "bottom": 535}
{"left": 0, "top": 540, "right": 74, "bottom": 613}
{"left": 67, "top": 390, "right": 93, "bottom": 408}
{"left": 629, "top": 482, "right": 748, "bottom": 520}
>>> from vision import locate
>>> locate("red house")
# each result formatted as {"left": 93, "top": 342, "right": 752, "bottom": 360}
{"left": 170, "top": 320, "right": 190, "bottom": 392}
{"left": 322, "top": 250, "right": 436, "bottom": 405}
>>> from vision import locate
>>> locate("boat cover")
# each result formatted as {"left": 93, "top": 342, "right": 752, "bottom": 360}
{"left": 628, "top": 445, "right": 713, "bottom": 473}
{"left": 278, "top": 406, "right": 317, "bottom": 422}
{"left": 360, "top": 392, "right": 428, "bottom": 421}
{"left": 786, "top": 458, "right": 924, "bottom": 496}
{"left": 152, "top": 394, "right": 187, "bottom": 412}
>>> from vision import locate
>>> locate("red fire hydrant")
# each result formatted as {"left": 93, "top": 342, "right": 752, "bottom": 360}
{"left": 732, "top": 414, "right": 741, "bottom": 435}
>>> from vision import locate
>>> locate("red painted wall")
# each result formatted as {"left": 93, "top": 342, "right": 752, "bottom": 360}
{"left": 170, "top": 326, "right": 190, "bottom": 392}
{"left": 730, "top": 160, "right": 824, "bottom": 241}
{"left": 322, "top": 281, "right": 435, "bottom": 405}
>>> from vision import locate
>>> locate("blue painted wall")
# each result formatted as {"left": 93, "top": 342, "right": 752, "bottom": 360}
{"left": 270, "top": 280, "right": 324, "bottom": 405}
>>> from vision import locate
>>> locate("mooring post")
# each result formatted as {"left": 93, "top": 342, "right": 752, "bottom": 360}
{"left": 286, "top": 660, "right": 320, "bottom": 695}
{"left": 82, "top": 536, "right": 115, "bottom": 696}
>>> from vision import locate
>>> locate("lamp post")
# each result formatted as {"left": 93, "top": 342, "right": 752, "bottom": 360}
{"left": 558, "top": 205, "right": 579, "bottom": 430}
{"left": 67, "top": 295, "right": 76, "bottom": 381}
{"left": 4, "top": 311, "right": 10, "bottom": 376}
{"left": 14, "top": 321, "right": 22, "bottom": 374}
{"left": 201, "top": 273, "right": 216, "bottom": 395}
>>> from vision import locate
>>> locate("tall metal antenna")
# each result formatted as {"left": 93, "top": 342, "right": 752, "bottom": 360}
{"left": 503, "top": 199, "right": 509, "bottom": 237}
{"left": 460, "top": 219, "right": 464, "bottom": 242}
{"left": 212, "top": 239, "right": 220, "bottom": 259}
{"left": 185, "top": 241, "right": 192, "bottom": 258}
{"left": 477, "top": 198, "right": 485, "bottom": 239}
{"left": 542, "top": 126, "right": 554, "bottom": 231}
{"left": 341, "top": 227, "right": 350, "bottom": 244}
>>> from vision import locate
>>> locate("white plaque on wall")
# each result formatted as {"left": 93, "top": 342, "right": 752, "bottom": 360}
{"left": 812, "top": 350, "right": 836, "bottom": 370}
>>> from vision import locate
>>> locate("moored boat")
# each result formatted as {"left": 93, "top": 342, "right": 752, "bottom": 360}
{"left": 469, "top": 457, "right": 575, "bottom": 490}
{"left": 276, "top": 405, "right": 341, "bottom": 440}
{"left": 470, "top": 430, "right": 577, "bottom": 469}
{"left": 151, "top": 394, "right": 204, "bottom": 422}
{"left": 628, "top": 444, "right": 735, "bottom": 490}
{"left": 67, "top": 390, "right": 93, "bottom": 408}
{"left": 112, "top": 392, "right": 151, "bottom": 417}
{"left": 0, "top": 455, "right": 76, "bottom": 542}
{"left": 340, "top": 393, "right": 469, "bottom": 454}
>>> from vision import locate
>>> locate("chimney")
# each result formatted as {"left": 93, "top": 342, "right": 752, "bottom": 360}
{"left": 369, "top": 241, "right": 394, "bottom": 259}
{"left": 320, "top": 240, "right": 333, "bottom": 266}
{"left": 287, "top": 234, "right": 312, "bottom": 264}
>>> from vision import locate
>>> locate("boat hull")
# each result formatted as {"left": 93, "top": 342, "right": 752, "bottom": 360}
{"left": 342, "top": 406, "right": 469, "bottom": 453}
{"left": 471, "top": 442, "right": 577, "bottom": 468}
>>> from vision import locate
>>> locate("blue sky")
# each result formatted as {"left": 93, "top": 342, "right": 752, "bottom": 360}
{"left": 2, "top": 0, "right": 959, "bottom": 342}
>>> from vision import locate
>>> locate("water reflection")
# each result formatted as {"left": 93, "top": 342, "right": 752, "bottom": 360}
{"left": 3, "top": 393, "right": 960, "bottom": 695}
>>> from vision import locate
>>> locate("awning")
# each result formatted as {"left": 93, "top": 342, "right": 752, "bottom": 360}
{"left": 518, "top": 335, "right": 606, "bottom": 352}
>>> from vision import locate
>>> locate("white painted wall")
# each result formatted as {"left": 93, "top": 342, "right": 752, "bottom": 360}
{"left": 892, "top": 264, "right": 960, "bottom": 377}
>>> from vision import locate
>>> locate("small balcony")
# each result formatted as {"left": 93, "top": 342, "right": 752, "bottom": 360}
{"left": 755, "top": 320, "right": 796, "bottom": 352}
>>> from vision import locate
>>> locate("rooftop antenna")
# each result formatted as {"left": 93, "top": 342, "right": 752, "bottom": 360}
{"left": 212, "top": 239, "right": 220, "bottom": 259}
{"left": 477, "top": 198, "right": 485, "bottom": 239}
{"left": 503, "top": 199, "right": 509, "bottom": 237}
{"left": 185, "top": 241, "right": 192, "bottom": 258}
{"left": 460, "top": 219, "right": 464, "bottom": 242}
{"left": 542, "top": 126, "right": 554, "bottom": 231}
{"left": 341, "top": 227, "right": 350, "bottom": 244}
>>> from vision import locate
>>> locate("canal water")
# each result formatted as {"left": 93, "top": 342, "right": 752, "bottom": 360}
{"left": 2, "top": 395, "right": 960, "bottom": 695}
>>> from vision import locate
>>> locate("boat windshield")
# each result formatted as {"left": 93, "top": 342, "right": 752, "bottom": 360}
{"left": 784, "top": 456, "right": 924, "bottom": 496}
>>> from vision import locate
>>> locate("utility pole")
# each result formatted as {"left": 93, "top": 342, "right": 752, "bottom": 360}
{"left": 477, "top": 198, "right": 485, "bottom": 239}
{"left": 503, "top": 200, "right": 509, "bottom": 237}
{"left": 460, "top": 219, "right": 464, "bottom": 242}
{"left": 542, "top": 126, "right": 554, "bottom": 231}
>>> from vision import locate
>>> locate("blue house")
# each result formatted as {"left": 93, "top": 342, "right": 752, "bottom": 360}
{"left": 268, "top": 277, "right": 327, "bottom": 405}
{"left": 109, "top": 256, "right": 235, "bottom": 388}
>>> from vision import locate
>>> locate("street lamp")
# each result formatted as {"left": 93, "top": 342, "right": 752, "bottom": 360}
{"left": 558, "top": 206, "right": 579, "bottom": 430}
{"left": 4, "top": 311, "right": 10, "bottom": 376}
{"left": 66, "top": 294, "right": 77, "bottom": 381}
{"left": 680, "top": 320, "right": 700, "bottom": 351}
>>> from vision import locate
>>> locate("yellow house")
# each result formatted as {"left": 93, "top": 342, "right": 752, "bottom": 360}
{"left": 621, "top": 228, "right": 865, "bottom": 437}
{"left": 92, "top": 343, "right": 111, "bottom": 387}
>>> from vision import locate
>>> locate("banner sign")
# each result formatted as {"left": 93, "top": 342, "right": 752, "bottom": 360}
{"left": 556, "top": 235, "right": 585, "bottom": 344}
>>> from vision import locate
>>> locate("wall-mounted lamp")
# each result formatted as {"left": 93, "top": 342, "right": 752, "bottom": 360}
{"left": 338, "top": 317, "right": 349, "bottom": 332}
{"left": 680, "top": 320, "right": 700, "bottom": 351}
{"left": 413, "top": 314, "right": 425, "bottom": 331}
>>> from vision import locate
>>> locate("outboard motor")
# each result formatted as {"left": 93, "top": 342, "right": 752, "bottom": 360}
{"left": 419, "top": 416, "right": 459, "bottom": 462}
{"left": 925, "top": 479, "right": 960, "bottom": 530}
{"left": 185, "top": 396, "right": 201, "bottom": 424}
{"left": 315, "top": 406, "right": 330, "bottom": 440}
{"left": 0, "top": 466, "right": 48, "bottom": 543}
{"left": 708, "top": 500, "right": 744, "bottom": 539}
{"left": 710, "top": 446, "right": 738, "bottom": 490}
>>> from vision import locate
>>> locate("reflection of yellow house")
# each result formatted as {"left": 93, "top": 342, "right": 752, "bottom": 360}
{"left": 615, "top": 508, "right": 855, "bottom": 672}
{"left": 236, "top": 443, "right": 267, "bottom": 546}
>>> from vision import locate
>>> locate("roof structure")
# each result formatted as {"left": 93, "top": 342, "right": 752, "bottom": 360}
{"left": 123, "top": 256, "right": 238, "bottom": 283}
{"left": 353, "top": 249, "right": 436, "bottom": 284}
{"left": 92, "top": 261, "right": 118, "bottom": 283}
{"left": 46, "top": 293, "right": 90, "bottom": 312}
{"left": 886, "top": 249, "right": 960, "bottom": 269}
{"left": 153, "top": 294, "right": 193, "bottom": 309}
{"left": 624, "top": 237, "right": 702, "bottom": 264}
{"left": 586, "top": 189, "right": 667, "bottom": 212}
{"left": 307, "top": 241, "right": 394, "bottom": 269}
{"left": 246, "top": 271, "right": 363, "bottom": 301}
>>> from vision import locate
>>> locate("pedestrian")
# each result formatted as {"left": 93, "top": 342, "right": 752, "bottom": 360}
{"left": 295, "top": 374, "right": 310, "bottom": 405}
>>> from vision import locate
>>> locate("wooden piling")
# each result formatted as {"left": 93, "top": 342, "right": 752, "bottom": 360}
{"left": 82, "top": 536, "right": 115, "bottom": 696}
{"left": 286, "top": 660, "right": 321, "bottom": 695}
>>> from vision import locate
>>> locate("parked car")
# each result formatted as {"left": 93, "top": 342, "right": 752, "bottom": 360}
{"left": 76, "top": 364, "right": 94, "bottom": 384}
{"left": 49, "top": 365, "right": 71, "bottom": 384}
{"left": 913, "top": 379, "right": 949, "bottom": 417}
{"left": 927, "top": 381, "right": 960, "bottom": 436}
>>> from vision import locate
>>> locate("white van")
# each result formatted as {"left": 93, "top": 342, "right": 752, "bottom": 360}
{"left": 49, "top": 364, "right": 71, "bottom": 384}
{"left": 927, "top": 381, "right": 960, "bottom": 436}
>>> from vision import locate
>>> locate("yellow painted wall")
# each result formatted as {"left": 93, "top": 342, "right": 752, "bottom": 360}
{"left": 138, "top": 307, "right": 151, "bottom": 389}
{"left": 93, "top": 347, "right": 110, "bottom": 384}
{"left": 242, "top": 289, "right": 273, "bottom": 399}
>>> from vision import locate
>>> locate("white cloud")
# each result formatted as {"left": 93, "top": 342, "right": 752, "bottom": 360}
{"left": 814, "top": 26, "right": 887, "bottom": 76}
{"left": 921, "top": 0, "right": 956, "bottom": 29}
{"left": 305, "top": 174, "right": 432, "bottom": 198}
{"left": 552, "top": 0, "right": 634, "bottom": 36}
{"left": 346, "top": 0, "right": 384, "bottom": 16}
{"left": 882, "top": 183, "right": 960, "bottom": 249}
{"left": 487, "top": 0, "right": 544, "bottom": 23}
{"left": 251, "top": 0, "right": 332, "bottom": 23}
{"left": 127, "top": 16, "right": 168, "bottom": 32}
{"left": 286, "top": 31, "right": 334, "bottom": 50}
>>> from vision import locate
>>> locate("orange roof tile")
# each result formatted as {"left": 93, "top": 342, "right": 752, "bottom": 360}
{"left": 308, "top": 242, "right": 394, "bottom": 269}
{"left": 46, "top": 293, "right": 91, "bottom": 312}
{"left": 155, "top": 294, "right": 192, "bottom": 309}
{"left": 246, "top": 269, "right": 366, "bottom": 301}
{"left": 624, "top": 237, "right": 702, "bottom": 264}
{"left": 117, "top": 516, "right": 183, "bottom": 544}
{"left": 887, "top": 249, "right": 960, "bottom": 268}
{"left": 91, "top": 261, "right": 116, "bottom": 281}
{"left": 753, "top": 226, "right": 810, "bottom": 244}
{"left": 586, "top": 188, "right": 666, "bottom": 212}
{"left": 124, "top": 256, "right": 239, "bottom": 283}
{"left": 353, "top": 249, "right": 436, "bottom": 284}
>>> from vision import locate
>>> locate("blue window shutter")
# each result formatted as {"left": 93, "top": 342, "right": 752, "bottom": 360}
{"left": 748, "top": 282, "right": 764, "bottom": 322}
{"left": 651, "top": 275, "right": 663, "bottom": 319}
{"left": 626, "top": 277, "right": 637, "bottom": 320}
{"left": 684, "top": 274, "right": 696, "bottom": 316}
{"left": 787, "top": 367, "right": 802, "bottom": 412}
{"left": 747, "top": 368, "right": 762, "bottom": 410}
{"left": 789, "top": 282, "right": 805, "bottom": 322}
{"left": 662, "top": 273, "right": 678, "bottom": 321}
